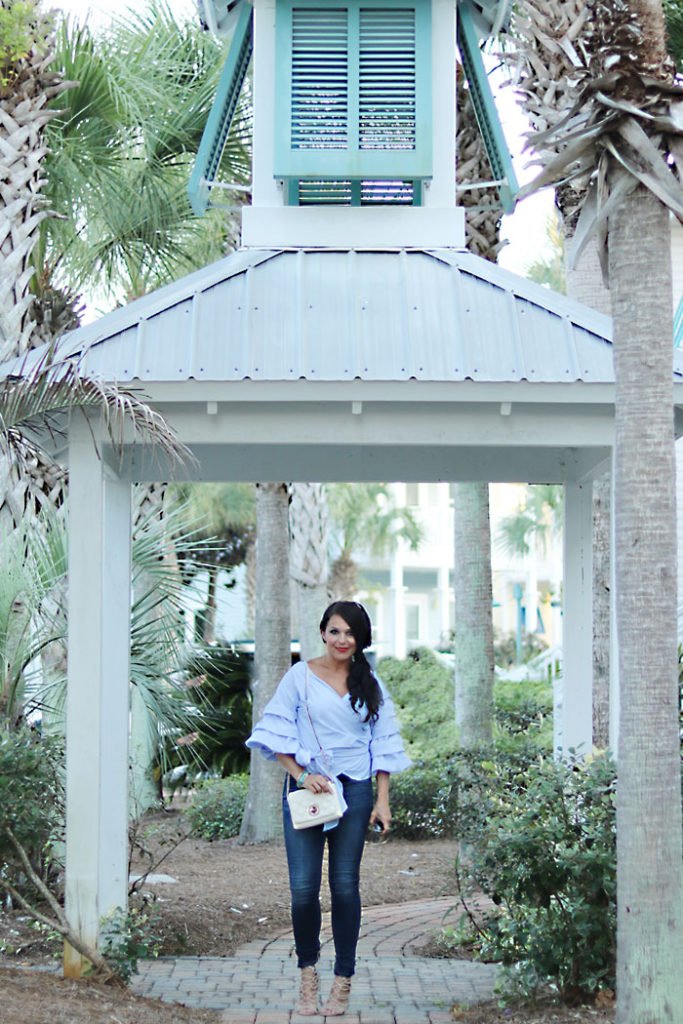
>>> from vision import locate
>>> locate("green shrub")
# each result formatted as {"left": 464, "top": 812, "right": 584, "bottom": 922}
{"left": 388, "top": 764, "right": 452, "bottom": 839}
{"left": 450, "top": 751, "right": 617, "bottom": 1003}
{"left": 378, "top": 648, "right": 457, "bottom": 763}
{"left": 99, "top": 906, "right": 163, "bottom": 981}
{"left": 159, "top": 644, "right": 253, "bottom": 781}
{"left": 493, "top": 630, "right": 549, "bottom": 669}
{"left": 185, "top": 773, "right": 249, "bottom": 840}
{"left": 0, "top": 727, "right": 64, "bottom": 895}
{"left": 493, "top": 678, "right": 554, "bottom": 756}
{"left": 381, "top": 655, "right": 555, "bottom": 840}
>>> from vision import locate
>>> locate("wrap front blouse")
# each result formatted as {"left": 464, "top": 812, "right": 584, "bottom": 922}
{"left": 246, "top": 660, "right": 411, "bottom": 781}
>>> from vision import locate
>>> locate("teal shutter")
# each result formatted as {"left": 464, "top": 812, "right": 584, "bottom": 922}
{"left": 275, "top": 0, "right": 431, "bottom": 182}
{"left": 674, "top": 294, "right": 683, "bottom": 348}
{"left": 188, "top": 1, "right": 253, "bottom": 216}
{"left": 359, "top": 8, "right": 417, "bottom": 153}
{"left": 457, "top": 0, "right": 518, "bottom": 213}
{"left": 290, "top": 8, "right": 349, "bottom": 151}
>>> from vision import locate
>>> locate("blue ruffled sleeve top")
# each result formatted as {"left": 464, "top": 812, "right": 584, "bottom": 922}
{"left": 246, "top": 660, "right": 411, "bottom": 780}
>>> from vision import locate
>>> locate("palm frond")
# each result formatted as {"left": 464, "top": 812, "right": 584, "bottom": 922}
{"left": 507, "top": 0, "right": 683, "bottom": 282}
{"left": 0, "top": 346, "right": 194, "bottom": 472}
{"left": 44, "top": 0, "right": 251, "bottom": 302}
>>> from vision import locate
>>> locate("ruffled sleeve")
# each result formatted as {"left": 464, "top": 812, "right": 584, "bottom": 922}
{"left": 245, "top": 664, "right": 314, "bottom": 767}
{"left": 369, "top": 679, "right": 411, "bottom": 775}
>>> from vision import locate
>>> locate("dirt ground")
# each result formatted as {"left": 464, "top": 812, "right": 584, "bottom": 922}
{"left": 0, "top": 806, "right": 615, "bottom": 1024}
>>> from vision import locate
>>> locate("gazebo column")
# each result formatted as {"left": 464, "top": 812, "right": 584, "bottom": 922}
{"left": 557, "top": 479, "right": 593, "bottom": 757}
{"left": 64, "top": 419, "right": 132, "bottom": 976}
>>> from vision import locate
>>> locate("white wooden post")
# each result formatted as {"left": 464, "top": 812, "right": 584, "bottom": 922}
{"left": 64, "top": 418, "right": 132, "bottom": 976}
{"left": 438, "top": 564, "right": 451, "bottom": 644}
{"left": 558, "top": 479, "right": 593, "bottom": 757}
{"left": 391, "top": 556, "right": 407, "bottom": 659}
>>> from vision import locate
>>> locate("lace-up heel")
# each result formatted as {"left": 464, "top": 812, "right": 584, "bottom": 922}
{"left": 321, "top": 975, "right": 351, "bottom": 1016}
{"left": 295, "top": 965, "right": 319, "bottom": 1015}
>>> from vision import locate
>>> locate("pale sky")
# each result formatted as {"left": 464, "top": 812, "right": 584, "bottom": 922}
{"left": 52, "top": 0, "right": 556, "bottom": 279}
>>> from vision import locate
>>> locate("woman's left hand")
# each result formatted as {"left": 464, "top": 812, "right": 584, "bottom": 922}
{"left": 369, "top": 801, "right": 391, "bottom": 835}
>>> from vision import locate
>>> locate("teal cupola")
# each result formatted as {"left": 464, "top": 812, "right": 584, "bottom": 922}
{"left": 273, "top": 0, "right": 432, "bottom": 206}
{"left": 192, "top": 0, "right": 516, "bottom": 247}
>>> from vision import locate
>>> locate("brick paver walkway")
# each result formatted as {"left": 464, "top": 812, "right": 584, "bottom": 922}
{"left": 131, "top": 897, "right": 500, "bottom": 1023}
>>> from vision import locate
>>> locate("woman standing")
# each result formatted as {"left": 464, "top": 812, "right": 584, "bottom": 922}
{"left": 246, "top": 600, "right": 410, "bottom": 1016}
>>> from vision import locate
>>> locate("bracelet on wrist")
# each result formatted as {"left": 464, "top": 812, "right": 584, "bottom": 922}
{"left": 297, "top": 770, "right": 310, "bottom": 788}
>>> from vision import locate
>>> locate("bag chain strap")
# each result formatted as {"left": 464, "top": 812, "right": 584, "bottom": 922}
{"left": 305, "top": 665, "right": 334, "bottom": 778}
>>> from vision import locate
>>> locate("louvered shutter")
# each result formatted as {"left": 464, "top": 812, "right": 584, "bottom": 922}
{"left": 274, "top": 0, "right": 431, "bottom": 181}
{"left": 290, "top": 8, "right": 349, "bottom": 150}
{"left": 359, "top": 8, "right": 416, "bottom": 152}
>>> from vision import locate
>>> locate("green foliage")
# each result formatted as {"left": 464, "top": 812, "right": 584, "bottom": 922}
{"left": 160, "top": 644, "right": 253, "bottom": 779}
{"left": 0, "top": 727, "right": 64, "bottom": 895}
{"left": 99, "top": 906, "right": 162, "bottom": 981}
{"left": 493, "top": 678, "right": 554, "bottom": 756}
{"left": 664, "top": 0, "right": 683, "bottom": 70}
{"left": 378, "top": 648, "right": 457, "bottom": 763}
{"left": 492, "top": 630, "right": 549, "bottom": 669}
{"left": 450, "top": 751, "right": 617, "bottom": 1003}
{"left": 43, "top": 0, "right": 251, "bottom": 303}
{"left": 524, "top": 213, "right": 566, "bottom": 294}
{"left": 185, "top": 773, "right": 249, "bottom": 841}
{"left": 388, "top": 764, "right": 450, "bottom": 839}
{"left": 328, "top": 483, "right": 423, "bottom": 561}
{"left": 495, "top": 484, "right": 563, "bottom": 560}
{"left": 0, "top": 508, "right": 67, "bottom": 726}
{"left": 0, "top": 0, "right": 37, "bottom": 83}
{"left": 382, "top": 652, "right": 555, "bottom": 840}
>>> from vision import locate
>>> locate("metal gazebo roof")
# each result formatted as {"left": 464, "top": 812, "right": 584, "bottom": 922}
{"left": 37, "top": 247, "right": 618, "bottom": 385}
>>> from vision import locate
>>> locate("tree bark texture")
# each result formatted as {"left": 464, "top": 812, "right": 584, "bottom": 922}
{"left": 239, "top": 483, "right": 291, "bottom": 843}
{"left": 565, "top": 233, "right": 613, "bottom": 751}
{"left": 328, "top": 552, "right": 358, "bottom": 601}
{"left": 452, "top": 482, "right": 494, "bottom": 746}
{"left": 591, "top": 472, "right": 611, "bottom": 750}
{"left": 289, "top": 482, "right": 329, "bottom": 660}
{"left": 610, "top": 185, "right": 683, "bottom": 1022}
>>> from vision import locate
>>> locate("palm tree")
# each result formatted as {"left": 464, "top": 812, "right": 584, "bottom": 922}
{"left": 327, "top": 483, "right": 423, "bottom": 600}
{"left": 0, "top": 0, "right": 76, "bottom": 360}
{"left": 503, "top": 0, "right": 614, "bottom": 747}
{"left": 497, "top": 485, "right": 563, "bottom": 560}
{"left": 40, "top": 3, "right": 251, "bottom": 307}
{"left": 168, "top": 482, "right": 255, "bottom": 643}
{"left": 451, "top": 76, "right": 502, "bottom": 746}
{"left": 0, "top": 349, "right": 188, "bottom": 523}
{"left": 290, "top": 482, "right": 330, "bottom": 659}
{"left": 510, "top": 0, "right": 683, "bottom": 1014}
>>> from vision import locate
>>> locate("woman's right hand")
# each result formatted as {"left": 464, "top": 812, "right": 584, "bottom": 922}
{"left": 303, "top": 773, "right": 333, "bottom": 794}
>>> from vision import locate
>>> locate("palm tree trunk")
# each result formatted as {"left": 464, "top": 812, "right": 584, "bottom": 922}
{"left": 591, "top": 472, "right": 611, "bottom": 749}
{"left": 328, "top": 551, "right": 358, "bottom": 601}
{"left": 610, "top": 184, "right": 683, "bottom": 1021}
{"left": 290, "top": 482, "right": 329, "bottom": 660}
{"left": 563, "top": 240, "right": 613, "bottom": 749}
{"left": 452, "top": 482, "right": 494, "bottom": 745}
{"left": 200, "top": 565, "right": 219, "bottom": 644}
{"left": 452, "top": 79, "right": 498, "bottom": 745}
{"left": 239, "top": 483, "right": 291, "bottom": 843}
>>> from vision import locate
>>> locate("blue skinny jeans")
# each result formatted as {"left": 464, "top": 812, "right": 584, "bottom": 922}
{"left": 283, "top": 774, "right": 373, "bottom": 977}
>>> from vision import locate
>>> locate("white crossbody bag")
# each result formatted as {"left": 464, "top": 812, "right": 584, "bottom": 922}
{"left": 286, "top": 667, "right": 344, "bottom": 830}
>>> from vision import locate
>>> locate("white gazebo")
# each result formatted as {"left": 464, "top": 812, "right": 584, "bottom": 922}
{"left": 8, "top": 0, "right": 683, "bottom": 976}
{"left": 43, "top": 240, "right": 683, "bottom": 970}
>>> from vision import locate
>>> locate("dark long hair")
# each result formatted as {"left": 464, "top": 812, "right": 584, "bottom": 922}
{"left": 319, "top": 601, "right": 383, "bottom": 722}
